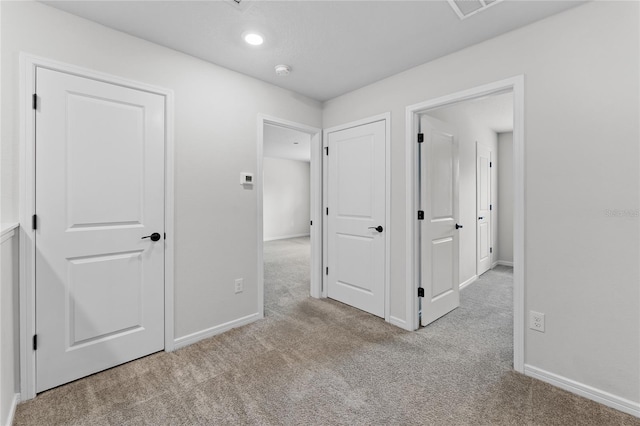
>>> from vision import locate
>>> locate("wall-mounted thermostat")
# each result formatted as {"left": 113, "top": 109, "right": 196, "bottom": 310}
{"left": 240, "top": 173, "right": 254, "bottom": 185}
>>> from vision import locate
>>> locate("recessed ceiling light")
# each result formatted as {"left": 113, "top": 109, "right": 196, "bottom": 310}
{"left": 243, "top": 32, "right": 264, "bottom": 46}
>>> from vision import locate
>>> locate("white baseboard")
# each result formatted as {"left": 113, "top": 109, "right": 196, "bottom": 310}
{"left": 3, "top": 393, "right": 20, "bottom": 426}
{"left": 496, "top": 260, "right": 514, "bottom": 267}
{"left": 389, "top": 315, "right": 412, "bottom": 331}
{"left": 173, "top": 312, "right": 261, "bottom": 350}
{"left": 524, "top": 364, "right": 640, "bottom": 418}
{"left": 459, "top": 275, "right": 478, "bottom": 290}
{"left": 263, "top": 233, "right": 310, "bottom": 242}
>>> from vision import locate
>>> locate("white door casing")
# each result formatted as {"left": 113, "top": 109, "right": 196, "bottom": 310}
{"left": 326, "top": 120, "right": 386, "bottom": 317}
{"left": 35, "top": 67, "right": 165, "bottom": 392}
{"left": 476, "top": 142, "right": 492, "bottom": 275}
{"left": 420, "top": 115, "right": 460, "bottom": 327}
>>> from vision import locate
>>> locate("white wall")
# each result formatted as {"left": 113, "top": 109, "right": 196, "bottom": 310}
{"left": 263, "top": 157, "right": 310, "bottom": 241}
{"left": 323, "top": 1, "right": 639, "bottom": 404}
{"left": 426, "top": 103, "right": 499, "bottom": 283}
{"left": 0, "top": 229, "right": 19, "bottom": 426}
{"left": 498, "top": 132, "right": 513, "bottom": 264}
{"left": 1, "top": 1, "right": 322, "bottom": 344}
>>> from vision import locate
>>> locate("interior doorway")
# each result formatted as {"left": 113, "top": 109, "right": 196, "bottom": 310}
{"left": 406, "top": 76, "right": 524, "bottom": 372}
{"left": 257, "top": 116, "right": 322, "bottom": 319}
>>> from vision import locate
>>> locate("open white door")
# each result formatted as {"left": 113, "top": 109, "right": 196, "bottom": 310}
{"left": 326, "top": 120, "right": 386, "bottom": 317}
{"left": 476, "top": 143, "right": 492, "bottom": 275}
{"left": 420, "top": 115, "right": 460, "bottom": 326}
{"left": 35, "top": 68, "right": 165, "bottom": 392}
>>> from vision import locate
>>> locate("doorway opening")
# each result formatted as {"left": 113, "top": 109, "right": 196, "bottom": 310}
{"left": 406, "top": 76, "right": 524, "bottom": 372}
{"left": 257, "top": 116, "right": 322, "bottom": 319}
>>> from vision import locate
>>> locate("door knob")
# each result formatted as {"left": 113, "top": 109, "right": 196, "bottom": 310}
{"left": 455, "top": 224, "right": 463, "bottom": 230}
{"left": 141, "top": 232, "right": 162, "bottom": 242}
{"left": 368, "top": 226, "right": 384, "bottom": 233}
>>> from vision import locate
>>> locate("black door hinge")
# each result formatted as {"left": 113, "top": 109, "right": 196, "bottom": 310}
{"left": 490, "top": 204, "right": 493, "bottom": 211}
{"left": 32, "top": 94, "right": 38, "bottom": 110}
{"left": 417, "top": 133, "right": 424, "bottom": 143}
{"left": 326, "top": 207, "right": 328, "bottom": 215}
{"left": 310, "top": 221, "right": 313, "bottom": 226}
{"left": 490, "top": 161, "right": 492, "bottom": 168}
{"left": 326, "top": 267, "right": 329, "bottom": 275}
{"left": 32, "top": 214, "right": 37, "bottom": 230}
{"left": 418, "top": 288, "right": 424, "bottom": 297}
{"left": 325, "top": 147, "right": 329, "bottom": 155}
{"left": 417, "top": 210, "right": 424, "bottom": 220}
{"left": 33, "top": 334, "right": 38, "bottom": 351}
{"left": 490, "top": 247, "right": 493, "bottom": 254}
{"left": 164, "top": 232, "right": 167, "bottom": 240}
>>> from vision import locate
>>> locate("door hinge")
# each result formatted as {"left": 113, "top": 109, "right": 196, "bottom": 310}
{"left": 325, "top": 147, "right": 329, "bottom": 155}
{"left": 490, "top": 247, "right": 493, "bottom": 254}
{"left": 33, "top": 334, "right": 38, "bottom": 351}
{"left": 326, "top": 267, "right": 329, "bottom": 275}
{"left": 32, "top": 214, "right": 37, "bottom": 230}
{"left": 417, "top": 133, "right": 424, "bottom": 143}
{"left": 326, "top": 207, "right": 329, "bottom": 215}
{"left": 417, "top": 210, "right": 424, "bottom": 220}
{"left": 490, "top": 204, "right": 493, "bottom": 211}
{"left": 310, "top": 220, "right": 313, "bottom": 226}
{"left": 32, "top": 94, "right": 38, "bottom": 110}
{"left": 490, "top": 161, "right": 492, "bottom": 168}
{"left": 418, "top": 288, "right": 425, "bottom": 297}
{"left": 164, "top": 232, "right": 167, "bottom": 240}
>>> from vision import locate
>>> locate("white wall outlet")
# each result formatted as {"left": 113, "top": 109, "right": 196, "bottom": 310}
{"left": 529, "top": 311, "right": 545, "bottom": 332}
{"left": 234, "top": 278, "right": 243, "bottom": 294}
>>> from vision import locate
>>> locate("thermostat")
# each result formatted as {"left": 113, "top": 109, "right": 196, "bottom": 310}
{"left": 240, "top": 173, "right": 254, "bottom": 185}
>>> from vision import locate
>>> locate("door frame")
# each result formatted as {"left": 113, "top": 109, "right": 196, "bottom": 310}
{"left": 18, "top": 54, "right": 175, "bottom": 400}
{"left": 322, "top": 113, "right": 391, "bottom": 322}
{"left": 405, "top": 76, "right": 525, "bottom": 373}
{"left": 256, "top": 115, "right": 322, "bottom": 313}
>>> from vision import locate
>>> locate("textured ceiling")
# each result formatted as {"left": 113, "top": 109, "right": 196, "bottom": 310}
{"left": 428, "top": 91, "right": 514, "bottom": 134}
{"left": 42, "top": 0, "right": 584, "bottom": 101}
{"left": 264, "top": 124, "right": 311, "bottom": 162}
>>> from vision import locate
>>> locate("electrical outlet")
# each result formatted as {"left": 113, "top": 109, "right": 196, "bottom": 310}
{"left": 529, "top": 311, "right": 545, "bottom": 332}
{"left": 234, "top": 278, "right": 243, "bottom": 294}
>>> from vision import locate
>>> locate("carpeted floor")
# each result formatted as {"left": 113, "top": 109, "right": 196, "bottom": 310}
{"left": 14, "top": 237, "right": 640, "bottom": 425}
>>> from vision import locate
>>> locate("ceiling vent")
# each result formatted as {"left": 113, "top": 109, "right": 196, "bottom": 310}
{"left": 223, "top": 0, "right": 255, "bottom": 13}
{"left": 448, "top": 0, "right": 504, "bottom": 20}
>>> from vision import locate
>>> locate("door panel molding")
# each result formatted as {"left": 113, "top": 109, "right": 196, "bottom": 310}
{"left": 405, "top": 76, "right": 525, "bottom": 374}
{"left": 19, "top": 54, "right": 175, "bottom": 400}
{"left": 322, "top": 113, "right": 391, "bottom": 323}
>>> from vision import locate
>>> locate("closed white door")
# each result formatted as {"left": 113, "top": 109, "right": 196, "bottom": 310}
{"left": 326, "top": 120, "right": 386, "bottom": 317}
{"left": 476, "top": 143, "right": 492, "bottom": 275}
{"left": 35, "top": 68, "right": 165, "bottom": 392}
{"left": 420, "top": 115, "right": 460, "bottom": 327}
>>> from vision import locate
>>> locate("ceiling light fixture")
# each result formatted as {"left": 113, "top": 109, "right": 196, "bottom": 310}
{"left": 243, "top": 32, "right": 264, "bottom": 46}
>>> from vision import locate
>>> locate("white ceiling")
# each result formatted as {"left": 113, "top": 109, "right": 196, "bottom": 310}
{"left": 264, "top": 124, "right": 311, "bottom": 162}
{"left": 428, "top": 91, "right": 514, "bottom": 133}
{"left": 42, "top": 0, "right": 584, "bottom": 102}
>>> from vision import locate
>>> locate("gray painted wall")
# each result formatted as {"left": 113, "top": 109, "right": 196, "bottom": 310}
{"left": 263, "top": 158, "right": 310, "bottom": 241}
{"left": 498, "top": 132, "right": 514, "bottom": 264}
{"left": 1, "top": 1, "right": 322, "bottom": 343}
{"left": 323, "top": 1, "right": 639, "bottom": 403}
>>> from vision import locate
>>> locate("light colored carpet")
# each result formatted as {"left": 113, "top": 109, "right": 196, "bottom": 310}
{"left": 14, "top": 237, "right": 639, "bottom": 425}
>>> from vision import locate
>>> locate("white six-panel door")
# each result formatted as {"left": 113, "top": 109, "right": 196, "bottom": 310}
{"left": 476, "top": 143, "right": 492, "bottom": 275}
{"left": 420, "top": 115, "right": 460, "bottom": 327}
{"left": 35, "top": 68, "right": 165, "bottom": 392}
{"left": 326, "top": 120, "right": 386, "bottom": 317}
